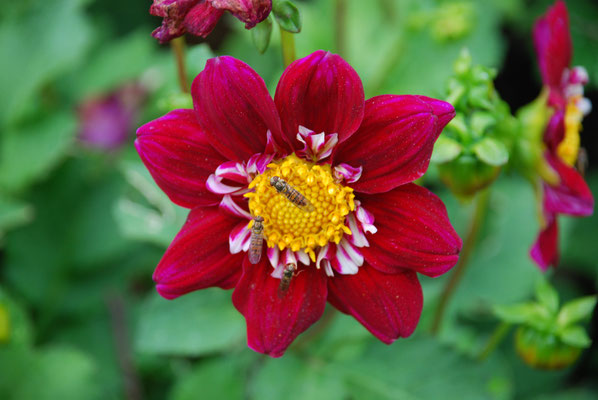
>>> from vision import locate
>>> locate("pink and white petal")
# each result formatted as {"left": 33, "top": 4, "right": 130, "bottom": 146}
{"left": 209, "top": 0, "right": 271, "bottom": 28}
{"left": 327, "top": 267, "right": 423, "bottom": 343}
{"left": 359, "top": 184, "right": 462, "bottom": 278}
{"left": 214, "top": 161, "right": 250, "bottom": 184}
{"left": 229, "top": 221, "right": 252, "bottom": 254}
{"left": 275, "top": 50, "right": 365, "bottom": 149}
{"left": 153, "top": 207, "right": 243, "bottom": 299}
{"left": 544, "top": 154, "right": 594, "bottom": 216}
{"left": 232, "top": 257, "right": 327, "bottom": 357}
{"left": 329, "top": 238, "right": 363, "bottom": 275}
{"left": 334, "top": 163, "right": 362, "bottom": 184}
{"left": 334, "top": 95, "right": 455, "bottom": 194}
{"left": 530, "top": 214, "right": 559, "bottom": 270}
{"left": 219, "top": 195, "right": 252, "bottom": 219}
{"left": 533, "top": 0, "right": 571, "bottom": 89}
{"left": 135, "top": 109, "right": 226, "bottom": 208}
{"left": 543, "top": 111, "right": 565, "bottom": 152}
{"left": 192, "top": 56, "right": 285, "bottom": 161}
{"left": 183, "top": 1, "right": 224, "bottom": 38}
{"left": 267, "top": 247, "right": 280, "bottom": 269}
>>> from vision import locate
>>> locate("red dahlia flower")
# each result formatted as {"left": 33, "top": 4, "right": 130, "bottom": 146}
{"left": 150, "top": 0, "right": 271, "bottom": 43}
{"left": 531, "top": 1, "right": 594, "bottom": 270}
{"left": 136, "top": 50, "right": 462, "bottom": 357}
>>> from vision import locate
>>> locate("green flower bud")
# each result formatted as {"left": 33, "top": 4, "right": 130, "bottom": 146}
{"left": 515, "top": 326, "right": 581, "bottom": 370}
{"left": 437, "top": 155, "right": 501, "bottom": 198}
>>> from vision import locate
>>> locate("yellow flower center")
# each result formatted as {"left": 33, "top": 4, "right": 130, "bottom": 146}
{"left": 557, "top": 97, "right": 583, "bottom": 167}
{"left": 245, "top": 154, "right": 354, "bottom": 261}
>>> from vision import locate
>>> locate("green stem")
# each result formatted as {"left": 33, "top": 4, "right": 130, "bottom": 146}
{"left": 280, "top": 28, "right": 296, "bottom": 68}
{"left": 334, "top": 0, "right": 348, "bottom": 57}
{"left": 478, "top": 322, "right": 511, "bottom": 361}
{"left": 431, "top": 188, "right": 491, "bottom": 335}
{"left": 171, "top": 37, "right": 189, "bottom": 93}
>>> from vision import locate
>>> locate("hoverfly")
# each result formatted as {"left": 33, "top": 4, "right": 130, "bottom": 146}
{"left": 576, "top": 147, "right": 588, "bottom": 177}
{"left": 278, "top": 263, "right": 297, "bottom": 297}
{"left": 269, "top": 176, "right": 315, "bottom": 212}
{"left": 248, "top": 216, "right": 264, "bottom": 264}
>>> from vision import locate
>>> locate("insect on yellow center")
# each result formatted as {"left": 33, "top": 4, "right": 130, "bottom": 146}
{"left": 245, "top": 154, "right": 355, "bottom": 262}
{"left": 557, "top": 97, "right": 583, "bottom": 167}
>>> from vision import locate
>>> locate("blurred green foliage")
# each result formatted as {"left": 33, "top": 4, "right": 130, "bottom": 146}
{"left": 1, "top": 0, "right": 597, "bottom": 399}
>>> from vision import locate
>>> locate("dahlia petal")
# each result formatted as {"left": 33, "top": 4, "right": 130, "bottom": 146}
{"left": 219, "top": 195, "right": 252, "bottom": 219}
{"left": 543, "top": 111, "right": 565, "bottom": 152}
{"left": 232, "top": 258, "right": 327, "bottom": 357}
{"left": 544, "top": 153, "right": 594, "bottom": 216}
{"left": 192, "top": 56, "right": 284, "bottom": 161}
{"left": 533, "top": 0, "right": 571, "bottom": 89}
{"left": 359, "top": 184, "right": 462, "bottom": 277}
{"left": 330, "top": 238, "right": 362, "bottom": 275}
{"left": 135, "top": 109, "right": 225, "bottom": 208}
{"left": 267, "top": 247, "right": 279, "bottom": 269}
{"left": 153, "top": 207, "right": 243, "bottom": 299}
{"left": 530, "top": 214, "right": 559, "bottom": 270}
{"left": 327, "top": 267, "right": 423, "bottom": 343}
{"left": 334, "top": 95, "right": 455, "bottom": 194}
{"left": 209, "top": 0, "right": 271, "bottom": 28}
{"left": 214, "top": 161, "right": 249, "bottom": 184}
{"left": 150, "top": 0, "right": 198, "bottom": 43}
{"left": 275, "top": 50, "right": 365, "bottom": 148}
{"left": 333, "top": 163, "right": 362, "bottom": 184}
{"left": 183, "top": 1, "right": 224, "bottom": 38}
{"left": 229, "top": 221, "right": 252, "bottom": 254}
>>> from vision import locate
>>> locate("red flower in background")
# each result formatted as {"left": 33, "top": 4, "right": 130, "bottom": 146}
{"left": 136, "top": 50, "right": 461, "bottom": 357}
{"left": 530, "top": 1, "right": 594, "bottom": 270}
{"left": 150, "top": 0, "right": 271, "bottom": 43}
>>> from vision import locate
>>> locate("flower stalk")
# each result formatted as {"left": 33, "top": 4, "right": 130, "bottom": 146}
{"left": 478, "top": 322, "right": 511, "bottom": 361}
{"left": 280, "top": 28, "right": 296, "bottom": 67}
{"left": 334, "top": 0, "right": 348, "bottom": 57}
{"left": 171, "top": 37, "right": 189, "bottom": 93}
{"left": 431, "top": 188, "right": 491, "bottom": 334}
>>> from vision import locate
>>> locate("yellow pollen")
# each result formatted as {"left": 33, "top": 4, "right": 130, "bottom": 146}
{"left": 557, "top": 97, "right": 583, "bottom": 167}
{"left": 245, "top": 154, "right": 355, "bottom": 261}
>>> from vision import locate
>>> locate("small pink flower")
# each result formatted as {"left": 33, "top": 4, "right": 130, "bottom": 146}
{"left": 150, "top": 0, "right": 271, "bottom": 43}
{"left": 136, "top": 50, "right": 461, "bottom": 357}
{"left": 78, "top": 83, "right": 146, "bottom": 151}
{"left": 530, "top": 1, "right": 594, "bottom": 270}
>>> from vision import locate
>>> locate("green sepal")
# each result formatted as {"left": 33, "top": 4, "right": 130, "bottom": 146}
{"left": 534, "top": 279, "right": 560, "bottom": 314}
{"left": 493, "top": 303, "right": 551, "bottom": 326}
{"left": 472, "top": 137, "right": 508, "bottom": 167}
{"left": 432, "top": 135, "right": 463, "bottom": 163}
{"left": 251, "top": 15, "right": 273, "bottom": 54}
{"left": 557, "top": 325, "right": 592, "bottom": 348}
{"left": 557, "top": 295, "right": 597, "bottom": 328}
{"left": 272, "top": 0, "right": 301, "bottom": 33}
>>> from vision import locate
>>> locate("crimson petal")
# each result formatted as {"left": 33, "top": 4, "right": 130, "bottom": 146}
{"left": 334, "top": 95, "right": 454, "bottom": 193}
{"left": 192, "top": 56, "right": 284, "bottom": 162}
{"left": 544, "top": 153, "right": 594, "bottom": 216}
{"left": 533, "top": 0, "right": 571, "bottom": 90}
{"left": 209, "top": 0, "right": 271, "bottom": 28}
{"left": 327, "top": 267, "right": 422, "bottom": 343}
{"left": 530, "top": 214, "right": 559, "bottom": 270}
{"left": 153, "top": 207, "right": 243, "bottom": 299}
{"left": 359, "top": 183, "right": 462, "bottom": 277}
{"left": 232, "top": 258, "right": 327, "bottom": 357}
{"left": 275, "top": 50, "right": 365, "bottom": 149}
{"left": 183, "top": 1, "right": 224, "bottom": 38}
{"left": 136, "top": 109, "right": 225, "bottom": 208}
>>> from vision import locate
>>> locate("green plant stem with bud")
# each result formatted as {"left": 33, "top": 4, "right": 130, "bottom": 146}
{"left": 431, "top": 188, "right": 491, "bottom": 335}
{"left": 334, "top": 0, "right": 348, "bottom": 57}
{"left": 478, "top": 322, "right": 511, "bottom": 361}
{"left": 280, "top": 28, "right": 296, "bottom": 68}
{"left": 171, "top": 37, "right": 189, "bottom": 93}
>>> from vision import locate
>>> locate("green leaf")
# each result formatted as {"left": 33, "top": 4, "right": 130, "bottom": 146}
{"left": 0, "top": 0, "right": 92, "bottom": 126}
{"left": 432, "top": 135, "right": 463, "bottom": 163}
{"left": 558, "top": 325, "right": 592, "bottom": 348}
{"left": 493, "top": 303, "right": 551, "bottom": 325}
{"left": 0, "top": 112, "right": 76, "bottom": 194}
{"left": 251, "top": 354, "right": 348, "bottom": 400}
{"left": 472, "top": 137, "right": 509, "bottom": 166}
{"left": 171, "top": 356, "right": 251, "bottom": 400}
{"left": 136, "top": 289, "right": 245, "bottom": 356}
{"left": 273, "top": 0, "right": 302, "bottom": 33}
{"left": 0, "top": 287, "right": 33, "bottom": 346}
{"left": 534, "top": 280, "right": 559, "bottom": 314}
{"left": 252, "top": 15, "right": 273, "bottom": 54}
{"left": 0, "top": 194, "right": 33, "bottom": 241}
{"left": 11, "top": 346, "right": 100, "bottom": 400}
{"left": 557, "top": 295, "right": 597, "bottom": 328}
{"left": 338, "top": 337, "right": 512, "bottom": 400}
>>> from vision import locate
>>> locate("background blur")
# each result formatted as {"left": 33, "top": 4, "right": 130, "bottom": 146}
{"left": 1, "top": 0, "right": 597, "bottom": 399}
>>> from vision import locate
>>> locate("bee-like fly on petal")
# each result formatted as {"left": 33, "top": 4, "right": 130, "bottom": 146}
{"left": 248, "top": 216, "right": 264, "bottom": 264}
{"left": 270, "top": 176, "right": 315, "bottom": 212}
